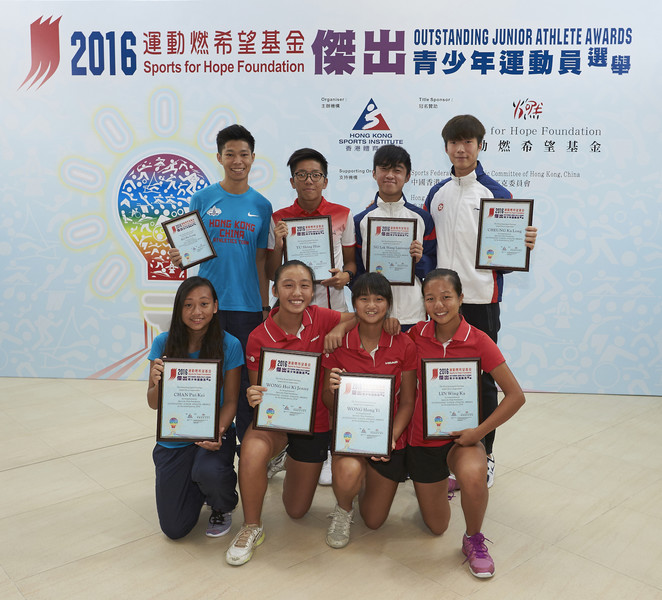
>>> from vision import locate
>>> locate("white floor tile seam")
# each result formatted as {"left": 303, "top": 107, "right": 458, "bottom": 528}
{"left": 9, "top": 533, "right": 166, "bottom": 588}
{"left": 0, "top": 484, "right": 158, "bottom": 530}
{"left": 545, "top": 542, "right": 662, "bottom": 593}
{"left": 0, "top": 435, "right": 156, "bottom": 474}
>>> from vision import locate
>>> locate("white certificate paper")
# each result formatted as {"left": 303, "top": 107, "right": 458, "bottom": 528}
{"left": 283, "top": 216, "right": 334, "bottom": 282}
{"left": 476, "top": 199, "right": 533, "bottom": 271}
{"left": 366, "top": 217, "right": 417, "bottom": 285}
{"left": 333, "top": 373, "right": 394, "bottom": 457}
{"left": 254, "top": 349, "right": 321, "bottom": 434}
{"left": 421, "top": 359, "right": 481, "bottom": 440}
{"left": 157, "top": 359, "right": 220, "bottom": 442}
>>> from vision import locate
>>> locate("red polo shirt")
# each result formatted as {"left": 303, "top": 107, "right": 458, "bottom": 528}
{"left": 322, "top": 324, "right": 417, "bottom": 450}
{"left": 247, "top": 305, "right": 341, "bottom": 432}
{"left": 269, "top": 197, "right": 355, "bottom": 311}
{"left": 407, "top": 316, "right": 505, "bottom": 447}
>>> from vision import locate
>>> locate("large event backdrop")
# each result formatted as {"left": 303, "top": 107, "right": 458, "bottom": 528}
{"left": 1, "top": 1, "right": 661, "bottom": 395}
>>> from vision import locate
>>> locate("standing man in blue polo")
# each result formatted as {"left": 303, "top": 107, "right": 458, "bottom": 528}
{"left": 169, "top": 124, "right": 272, "bottom": 442}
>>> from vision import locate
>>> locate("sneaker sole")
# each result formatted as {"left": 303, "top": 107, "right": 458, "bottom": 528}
{"left": 206, "top": 527, "right": 232, "bottom": 538}
{"left": 226, "top": 531, "right": 265, "bottom": 566}
{"left": 468, "top": 567, "right": 494, "bottom": 578}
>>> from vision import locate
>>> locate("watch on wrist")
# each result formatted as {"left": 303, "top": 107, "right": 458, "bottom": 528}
{"left": 262, "top": 305, "right": 271, "bottom": 312}
{"left": 343, "top": 270, "right": 354, "bottom": 286}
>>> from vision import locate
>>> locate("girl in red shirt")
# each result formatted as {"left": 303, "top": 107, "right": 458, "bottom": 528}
{"left": 323, "top": 272, "right": 417, "bottom": 549}
{"left": 225, "top": 260, "right": 355, "bottom": 566}
{"left": 407, "top": 268, "right": 525, "bottom": 579}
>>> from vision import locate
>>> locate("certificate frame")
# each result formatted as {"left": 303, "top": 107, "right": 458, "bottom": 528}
{"left": 365, "top": 217, "right": 417, "bottom": 285}
{"left": 332, "top": 372, "right": 395, "bottom": 458}
{"left": 157, "top": 358, "right": 221, "bottom": 443}
{"left": 162, "top": 210, "right": 217, "bottom": 270}
{"left": 253, "top": 348, "right": 321, "bottom": 435}
{"left": 475, "top": 198, "right": 533, "bottom": 271}
{"left": 421, "top": 358, "right": 482, "bottom": 441}
{"left": 282, "top": 216, "right": 334, "bottom": 283}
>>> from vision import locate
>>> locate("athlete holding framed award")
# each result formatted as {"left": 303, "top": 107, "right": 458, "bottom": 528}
{"left": 322, "top": 273, "right": 417, "bottom": 550}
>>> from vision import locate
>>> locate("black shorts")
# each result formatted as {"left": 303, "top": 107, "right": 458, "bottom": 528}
{"left": 406, "top": 444, "right": 454, "bottom": 484}
{"left": 286, "top": 430, "right": 331, "bottom": 463}
{"left": 366, "top": 447, "right": 407, "bottom": 483}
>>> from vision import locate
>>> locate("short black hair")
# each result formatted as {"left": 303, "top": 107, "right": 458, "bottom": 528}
{"left": 216, "top": 124, "right": 255, "bottom": 154}
{"left": 441, "top": 115, "right": 486, "bottom": 148}
{"left": 351, "top": 272, "right": 393, "bottom": 310}
{"left": 373, "top": 144, "right": 411, "bottom": 176}
{"left": 287, "top": 148, "right": 328, "bottom": 177}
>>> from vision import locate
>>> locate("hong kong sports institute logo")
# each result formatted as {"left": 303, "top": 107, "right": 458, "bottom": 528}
{"left": 20, "top": 16, "right": 62, "bottom": 90}
{"left": 352, "top": 98, "right": 390, "bottom": 131}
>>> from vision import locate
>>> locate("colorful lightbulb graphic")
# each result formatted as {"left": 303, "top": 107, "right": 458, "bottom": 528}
{"left": 117, "top": 153, "right": 210, "bottom": 281}
{"left": 169, "top": 416, "right": 179, "bottom": 435}
{"left": 434, "top": 415, "right": 443, "bottom": 432}
{"left": 343, "top": 431, "right": 352, "bottom": 449}
{"left": 266, "top": 407, "right": 275, "bottom": 424}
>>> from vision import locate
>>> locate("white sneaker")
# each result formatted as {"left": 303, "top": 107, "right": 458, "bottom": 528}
{"left": 326, "top": 504, "right": 353, "bottom": 549}
{"left": 486, "top": 454, "right": 495, "bottom": 489}
{"left": 225, "top": 524, "right": 265, "bottom": 566}
{"left": 267, "top": 447, "right": 287, "bottom": 479}
{"left": 318, "top": 451, "right": 332, "bottom": 485}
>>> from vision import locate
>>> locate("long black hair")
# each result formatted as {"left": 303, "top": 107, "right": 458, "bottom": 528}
{"left": 164, "top": 277, "right": 225, "bottom": 379}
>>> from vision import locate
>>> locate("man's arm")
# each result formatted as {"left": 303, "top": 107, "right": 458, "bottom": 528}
{"left": 265, "top": 220, "right": 287, "bottom": 281}
{"left": 256, "top": 248, "right": 270, "bottom": 316}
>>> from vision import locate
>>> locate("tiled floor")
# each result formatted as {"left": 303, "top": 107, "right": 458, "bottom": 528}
{"left": 1, "top": 377, "right": 661, "bottom": 599}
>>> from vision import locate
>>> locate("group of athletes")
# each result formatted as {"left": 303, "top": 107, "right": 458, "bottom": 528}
{"left": 146, "top": 115, "right": 538, "bottom": 578}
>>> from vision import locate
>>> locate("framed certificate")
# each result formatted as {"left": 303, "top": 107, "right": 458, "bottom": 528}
{"left": 253, "top": 348, "right": 321, "bottom": 435}
{"left": 283, "top": 216, "right": 334, "bottom": 283}
{"left": 366, "top": 217, "right": 417, "bottom": 285}
{"left": 157, "top": 358, "right": 221, "bottom": 443}
{"left": 332, "top": 373, "right": 395, "bottom": 458}
{"left": 476, "top": 199, "right": 533, "bottom": 271}
{"left": 162, "top": 210, "right": 216, "bottom": 270}
{"left": 421, "top": 358, "right": 482, "bottom": 440}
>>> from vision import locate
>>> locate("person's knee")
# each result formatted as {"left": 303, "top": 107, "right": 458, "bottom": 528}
{"left": 284, "top": 503, "right": 309, "bottom": 520}
{"left": 362, "top": 513, "right": 386, "bottom": 530}
{"left": 424, "top": 516, "right": 449, "bottom": 536}
{"left": 160, "top": 520, "right": 194, "bottom": 540}
{"left": 456, "top": 461, "right": 487, "bottom": 490}
{"left": 238, "top": 439, "right": 271, "bottom": 471}
{"left": 333, "top": 458, "right": 363, "bottom": 482}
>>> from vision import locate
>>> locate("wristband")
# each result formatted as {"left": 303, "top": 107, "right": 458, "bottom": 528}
{"left": 262, "top": 305, "right": 271, "bottom": 312}
{"left": 343, "top": 270, "right": 354, "bottom": 286}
